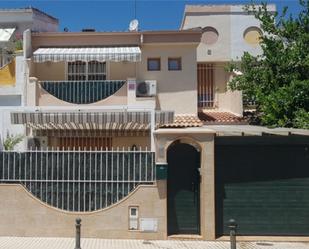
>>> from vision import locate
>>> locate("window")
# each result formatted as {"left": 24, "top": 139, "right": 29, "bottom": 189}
{"left": 244, "top": 27, "right": 262, "bottom": 47}
{"left": 147, "top": 58, "right": 160, "bottom": 71}
{"left": 201, "top": 27, "right": 219, "bottom": 45}
{"left": 67, "top": 61, "right": 106, "bottom": 81}
{"left": 67, "top": 61, "right": 86, "bottom": 81}
{"left": 168, "top": 58, "right": 182, "bottom": 71}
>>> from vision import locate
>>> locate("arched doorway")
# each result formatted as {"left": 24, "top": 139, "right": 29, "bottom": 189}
{"left": 167, "top": 141, "right": 201, "bottom": 235}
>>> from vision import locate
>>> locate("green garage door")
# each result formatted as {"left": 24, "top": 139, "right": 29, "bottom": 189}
{"left": 216, "top": 136, "right": 309, "bottom": 236}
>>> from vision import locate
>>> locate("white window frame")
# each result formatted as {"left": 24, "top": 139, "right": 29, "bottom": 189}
{"left": 65, "top": 61, "right": 107, "bottom": 81}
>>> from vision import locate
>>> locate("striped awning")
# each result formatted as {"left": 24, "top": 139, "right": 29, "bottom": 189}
{"left": 11, "top": 111, "right": 174, "bottom": 128}
{"left": 33, "top": 47, "right": 141, "bottom": 63}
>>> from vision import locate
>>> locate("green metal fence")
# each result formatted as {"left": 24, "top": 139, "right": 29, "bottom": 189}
{"left": 0, "top": 149, "right": 155, "bottom": 212}
{"left": 40, "top": 80, "right": 126, "bottom": 104}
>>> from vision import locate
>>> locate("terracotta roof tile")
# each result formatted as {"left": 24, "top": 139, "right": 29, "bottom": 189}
{"left": 198, "top": 111, "right": 247, "bottom": 124}
{"left": 160, "top": 114, "right": 203, "bottom": 128}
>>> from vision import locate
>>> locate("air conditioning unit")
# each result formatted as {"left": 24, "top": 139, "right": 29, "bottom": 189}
{"left": 136, "top": 80, "right": 157, "bottom": 97}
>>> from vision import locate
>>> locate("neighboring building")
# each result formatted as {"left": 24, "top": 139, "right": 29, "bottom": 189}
{"left": 0, "top": 7, "right": 58, "bottom": 149}
{"left": 181, "top": 4, "right": 276, "bottom": 118}
{"left": 0, "top": 7, "right": 58, "bottom": 67}
{"left": 0, "top": 4, "right": 309, "bottom": 241}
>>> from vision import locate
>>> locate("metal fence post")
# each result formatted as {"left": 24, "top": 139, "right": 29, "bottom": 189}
{"left": 75, "top": 218, "right": 81, "bottom": 249}
{"left": 229, "top": 219, "right": 237, "bottom": 249}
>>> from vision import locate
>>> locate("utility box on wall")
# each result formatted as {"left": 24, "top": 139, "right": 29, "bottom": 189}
{"left": 156, "top": 164, "right": 167, "bottom": 180}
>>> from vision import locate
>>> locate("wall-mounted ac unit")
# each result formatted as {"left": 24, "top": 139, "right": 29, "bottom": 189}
{"left": 136, "top": 80, "right": 157, "bottom": 97}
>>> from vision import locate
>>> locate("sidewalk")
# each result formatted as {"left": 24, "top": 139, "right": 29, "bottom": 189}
{"left": 0, "top": 237, "right": 309, "bottom": 249}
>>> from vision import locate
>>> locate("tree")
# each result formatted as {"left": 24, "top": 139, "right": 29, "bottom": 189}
{"left": 229, "top": 0, "right": 309, "bottom": 128}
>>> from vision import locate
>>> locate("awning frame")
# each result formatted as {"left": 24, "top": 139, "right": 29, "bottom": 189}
{"left": 0, "top": 28, "right": 15, "bottom": 42}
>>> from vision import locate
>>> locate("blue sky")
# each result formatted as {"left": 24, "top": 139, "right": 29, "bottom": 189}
{"left": 0, "top": 0, "right": 302, "bottom": 31}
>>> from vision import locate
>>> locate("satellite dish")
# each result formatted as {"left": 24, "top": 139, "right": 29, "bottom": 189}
{"left": 129, "top": 19, "right": 139, "bottom": 32}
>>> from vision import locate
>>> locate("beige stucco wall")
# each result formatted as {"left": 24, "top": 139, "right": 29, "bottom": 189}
{"left": 32, "top": 62, "right": 65, "bottom": 81}
{"left": 137, "top": 44, "right": 198, "bottom": 114}
{"left": 31, "top": 44, "right": 198, "bottom": 114}
{"left": 0, "top": 183, "right": 166, "bottom": 239}
{"left": 154, "top": 129, "right": 216, "bottom": 240}
{"left": 109, "top": 62, "right": 136, "bottom": 80}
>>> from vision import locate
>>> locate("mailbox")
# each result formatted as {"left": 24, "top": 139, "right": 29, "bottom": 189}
{"left": 156, "top": 164, "right": 168, "bottom": 180}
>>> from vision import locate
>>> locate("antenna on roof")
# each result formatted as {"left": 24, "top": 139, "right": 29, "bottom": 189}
{"left": 129, "top": 19, "right": 139, "bottom": 32}
{"left": 129, "top": 0, "right": 139, "bottom": 32}
{"left": 134, "top": 0, "right": 137, "bottom": 19}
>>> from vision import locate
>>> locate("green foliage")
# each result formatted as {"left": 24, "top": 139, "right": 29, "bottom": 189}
{"left": 3, "top": 134, "right": 24, "bottom": 151}
{"left": 229, "top": 0, "right": 309, "bottom": 128}
{"left": 14, "top": 39, "right": 23, "bottom": 51}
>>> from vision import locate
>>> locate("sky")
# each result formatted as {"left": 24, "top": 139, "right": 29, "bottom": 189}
{"left": 0, "top": 0, "right": 303, "bottom": 32}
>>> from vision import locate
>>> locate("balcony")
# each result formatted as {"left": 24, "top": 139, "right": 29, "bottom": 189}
{"left": 0, "top": 149, "right": 155, "bottom": 212}
{"left": 39, "top": 80, "right": 126, "bottom": 104}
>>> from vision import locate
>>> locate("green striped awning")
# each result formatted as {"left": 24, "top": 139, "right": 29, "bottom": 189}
{"left": 33, "top": 47, "right": 141, "bottom": 63}
{"left": 11, "top": 111, "right": 174, "bottom": 128}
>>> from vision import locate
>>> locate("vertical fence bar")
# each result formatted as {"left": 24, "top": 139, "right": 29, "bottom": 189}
{"left": 67, "top": 151, "right": 70, "bottom": 211}
{"left": 40, "top": 150, "right": 43, "bottom": 200}
{"left": 7, "top": 152, "right": 10, "bottom": 181}
{"left": 73, "top": 148, "right": 75, "bottom": 212}
{"left": 145, "top": 147, "right": 148, "bottom": 181}
{"left": 139, "top": 148, "right": 142, "bottom": 182}
{"left": 35, "top": 148, "right": 38, "bottom": 198}
{"left": 89, "top": 150, "right": 92, "bottom": 211}
{"left": 19, "top": 152, "right": 21, "bottom": 182}
{"left": 83, "top": 150, "right": 86, "bottom": 212}
{"left": 62, "top": 148, "right": 65, "bottom": 210}
{"left": 57, "top": 148, "right": 59, "bottom": 208}
{"left": 116, "top": 147, "right": 119, "bottom": 202}
{"left": 78, "top": 147, "right": 81, "bottom": 212}
{"left": 100, "top": 148, "right": 103, "bottom": 209}
{"left": 105, "top": 149, "right": 108, "bottom": 208}
{"left": 95, "top": 150, "right": 97, "bottom": 210}
{"left": 13, "top": 152, "right": 16, "bottom": 181}
{"left": 51, "top": 148, "right": 54, "bottom": 206}
{"left": 128, "top": 147, "right": 130, "bottom": 195}
{"left": 122, "top": 148, "right": 125, "bottom": 200}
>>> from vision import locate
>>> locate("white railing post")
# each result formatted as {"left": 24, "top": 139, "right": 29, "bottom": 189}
{"left": 150, "top": 109, "right": 155, "bottom": 152}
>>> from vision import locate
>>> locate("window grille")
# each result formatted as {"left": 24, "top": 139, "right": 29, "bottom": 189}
{"left": 67, "top": 61, "right": 106, "bottom": 81}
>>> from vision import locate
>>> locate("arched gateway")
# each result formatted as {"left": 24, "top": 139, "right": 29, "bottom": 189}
{"left": 167, "top": 140, "right": 201, "bottom": 235}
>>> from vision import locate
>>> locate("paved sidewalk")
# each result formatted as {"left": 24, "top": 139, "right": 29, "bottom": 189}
{"left": 0, "top": 237, "right": 309, "bottom": 249}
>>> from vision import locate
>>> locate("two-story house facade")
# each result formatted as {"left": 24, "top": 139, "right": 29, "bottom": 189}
{"left": 0, "top": 4, "right": 309, "bottom": 241}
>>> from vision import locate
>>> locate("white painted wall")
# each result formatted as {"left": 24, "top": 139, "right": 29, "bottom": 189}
{"left": 183, "top": 14, "right": 231, "bottom": 62}
{"left": 230, "top": 6, "right": 263, "bottom": 60}
{"left": 182, "top": 4, "right": 276, "bottom": 61}
{"left": 0, "top": 8, "right": 58, "bottom": 38}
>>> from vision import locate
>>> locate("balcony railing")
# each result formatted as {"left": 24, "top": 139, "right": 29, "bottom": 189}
{"left": 39, "top": 80, "right": 126, "bottom": 104}
{"left": 0, "top": 149, "right": 155, "bottom": 212}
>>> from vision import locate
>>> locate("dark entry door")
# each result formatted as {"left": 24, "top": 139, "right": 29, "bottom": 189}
{"left": 167, "top": 142, "right": 200, "bottom": 235}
